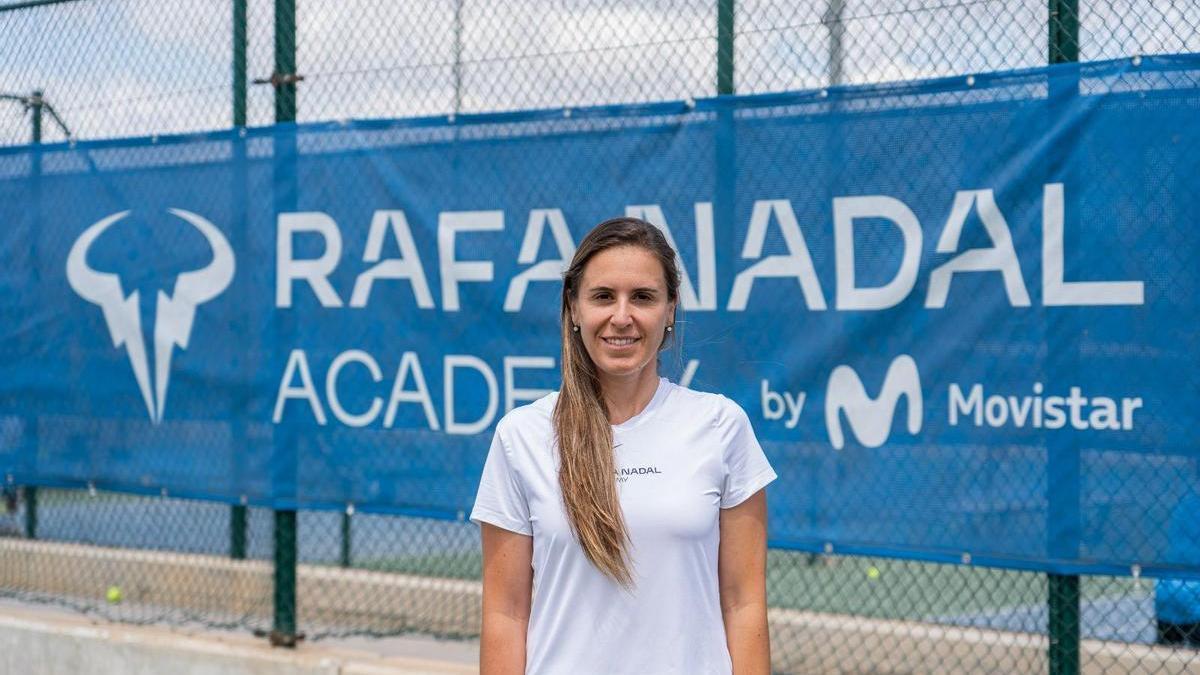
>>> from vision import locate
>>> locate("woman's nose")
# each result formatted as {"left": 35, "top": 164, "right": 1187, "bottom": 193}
{"left": 611, "top": 299, "right": 633, "bottom": 326}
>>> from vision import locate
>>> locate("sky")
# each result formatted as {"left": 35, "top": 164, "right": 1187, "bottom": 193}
{"left": 0, "top": 0, "right": 1196, "bottom": 145}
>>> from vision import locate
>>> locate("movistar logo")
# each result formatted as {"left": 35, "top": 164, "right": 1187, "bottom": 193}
{"left": 66, "top": 209, "right": 235, "bottom": 423}
{"left": 825, "top": 355, "right": 922, "bottom": 450}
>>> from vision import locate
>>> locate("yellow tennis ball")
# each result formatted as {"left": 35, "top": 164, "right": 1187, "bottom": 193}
{"left": 866, "top": 566, "right": 880, "bottom": 580}
{"left": 106, "top": 585, "right": 123, "bottom": 604}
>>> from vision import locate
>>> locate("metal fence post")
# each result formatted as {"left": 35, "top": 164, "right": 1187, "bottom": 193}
{"left": 340, "top": 508, "right": 352, "bottom": 568}
{"left": 1049, "top": 0, "right": 1080, "bottom": 63}
{"left": 231, "top": 502, "right": 248, "bottom": 559}
{"left": 233, "top": 0, "right": 247, "bottom": 128}
{"left": 1049, "top": 573, "right": 1081, "bottom": 675}
{"left": 1047, "top": 3, "right": 1080, "bottom": 674}
{"left": 270, "top": 0, "right": 299, "bottom": 648}
{"left": 823, "top": 0, "right": 845, "bottom": 86}
{"left": 716, "top": 0, "right": 734, "bottom": 96}
{"left": 272, "top": 509, "right": 297, "bottom": 645}
{"left": 452, "top": 0, "right": 463, "bottom": 115}
{"left": 229, "top": 0, "right": 249, "bottom": 562}
{"left": 274, "top": 0, "right": 297, "bottom": 124}
{"left": 30, "top": 89, "right": 42, "bottom": 143}
{"left": 23, "top": 90, "right": 43, "bottom": 542}
{"left": 714, "top": 0, "right": 738, "bottom": 429}
{"left": 23, "top": 486, "right": 37, "bottom": 539}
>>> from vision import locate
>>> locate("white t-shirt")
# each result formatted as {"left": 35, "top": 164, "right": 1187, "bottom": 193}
{"left": 470, "top": 376, "right": 777, "bottom": 675}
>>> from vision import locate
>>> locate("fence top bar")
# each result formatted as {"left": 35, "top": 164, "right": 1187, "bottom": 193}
{"left": 0, "top": 0, "right": 88, "bottom": 13}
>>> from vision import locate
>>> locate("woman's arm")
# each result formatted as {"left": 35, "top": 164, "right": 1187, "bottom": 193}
{"left": 718, "top": 489, "right": 771, "bottom": 674}
{"left": 481, "top": 522, "right": 534, "bottom": 675}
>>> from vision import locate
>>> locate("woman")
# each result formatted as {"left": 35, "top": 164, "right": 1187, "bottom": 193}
{"left": 471, "top": 217, "right": 776, "bottom": 674}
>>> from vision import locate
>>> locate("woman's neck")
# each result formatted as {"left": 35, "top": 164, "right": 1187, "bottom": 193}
{"left": 599, "top": 368, "right": 661, "bottom": 425}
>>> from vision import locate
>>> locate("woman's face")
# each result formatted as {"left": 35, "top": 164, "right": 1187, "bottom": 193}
{"left": 571, "top": 245, "right": 675, "bottom": 385}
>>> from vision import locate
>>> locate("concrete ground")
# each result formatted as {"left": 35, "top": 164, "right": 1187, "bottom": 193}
{"left": 0, "top": 597, "right": 480, "bottom": 674}
{"left": 322, "top": 632, "right": 478, "bottom": 668}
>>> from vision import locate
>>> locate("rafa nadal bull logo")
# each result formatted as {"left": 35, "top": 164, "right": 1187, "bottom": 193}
{"left": 66, "top": 209, "right": 235, "bottom": 423}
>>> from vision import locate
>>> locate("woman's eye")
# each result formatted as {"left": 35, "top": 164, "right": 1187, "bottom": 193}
{"left": 590, "top": 291, "right": 656, "bottom": 302}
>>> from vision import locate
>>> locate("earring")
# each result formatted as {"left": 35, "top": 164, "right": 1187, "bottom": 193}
{"left": 666, "top": 325, "right": 673, "bottom": 333}
{"left": 572, "top": 325, "right": 580, "bottom": 333}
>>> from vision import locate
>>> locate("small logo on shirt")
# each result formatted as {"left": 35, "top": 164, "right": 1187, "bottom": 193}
{"left": 615, "top": 466, "right": 663, "bottom": 483}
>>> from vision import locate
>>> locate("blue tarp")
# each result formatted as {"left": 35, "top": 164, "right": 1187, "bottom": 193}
{"left": 1, "top": 55, "right": 1198, "bottom": 576}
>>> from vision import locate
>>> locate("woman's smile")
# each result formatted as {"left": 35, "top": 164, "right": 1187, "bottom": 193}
{"left": 601, "top": 336, "right": 641, "bottom": 350}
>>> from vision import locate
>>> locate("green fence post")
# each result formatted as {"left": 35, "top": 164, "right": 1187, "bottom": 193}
{"left": 23, "top": 486, "right": 37, "bottom": 539}
{"left": 1047, "top": 3, "right": 1080, "bottom": 675}
{"left": 231, "top": 502, "right": 248, "bottom": 559}
{"left": 1049, "top": 0, "right": 1079, "bottom": 63}
{"left": 272, "top": 509, "right": 297, "bottom": 645}
{"left": 340, "top": 507, "right": 352, "bottom": 568}
{"left": 270, "top": 0, "right": 299, "bottom": 648}
{"left": 714, "top": 0, "right": 738, "bottom": 435}
{"left": 1049, "top": 573, "right": 1081, "bottom": 675}
{"left": 274, "top": 0, "right": 297, "bottom": 124}
{"left": 23, "top": 90, "right": 43, "bottom": 542}
{"left": 716, "top": 0, "right": 734, "bottom": 96}
{"left": 229, "top": 0, "right": 249, "bottom": 562}
{"left": 233, "top": 0, "right": 247, "bottom": 128}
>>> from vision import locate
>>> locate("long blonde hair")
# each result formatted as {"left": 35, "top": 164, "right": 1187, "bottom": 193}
{"left": 555, "top": 217, "right": 680, "bottom": 586}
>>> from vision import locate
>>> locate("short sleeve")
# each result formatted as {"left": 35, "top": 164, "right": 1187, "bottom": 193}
{"left": 718, "top": 398, "right": 778, "bottom": 509}
{"left": 470, "top": 428, "right": 533, "bottom": 535}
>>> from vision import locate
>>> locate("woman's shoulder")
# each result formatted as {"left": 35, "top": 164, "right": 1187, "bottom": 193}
{"left": 494, "top": 390, "right": 558, "bottom": 437}
{"left": 662, "top": 380, "right": 747, "bottom": 429}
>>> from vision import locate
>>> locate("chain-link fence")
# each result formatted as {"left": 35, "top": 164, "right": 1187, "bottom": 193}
{"left": 1, "top": 485, "right": 1194, "bottom": 672}
{"left": 2, "top": 1, "right": 1199, "bottom": 673}
{"left": 5, "top": 1, "right": 1199, "bottom": 142}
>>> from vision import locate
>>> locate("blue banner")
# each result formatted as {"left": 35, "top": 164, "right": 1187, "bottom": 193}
{"left": 1, "top": 55, "right": 1198, "bottom": 576}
